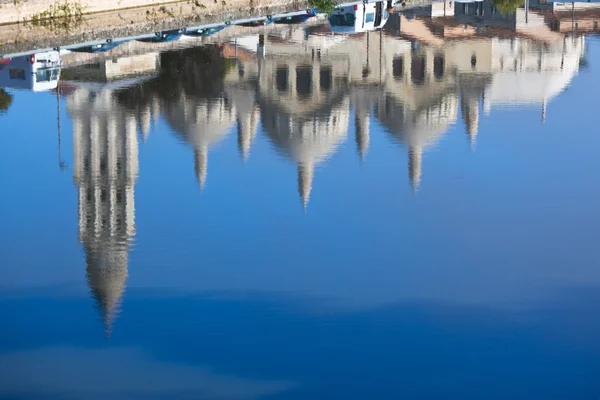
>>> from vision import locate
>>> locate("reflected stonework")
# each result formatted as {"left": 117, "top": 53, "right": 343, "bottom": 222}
{"left": 66, "top": 80, "right": 142, "bottom": 337}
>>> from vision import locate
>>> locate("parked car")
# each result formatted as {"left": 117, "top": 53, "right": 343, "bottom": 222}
{"left": 0, "top": 51, "right": 61, "bottom": 92}
{"left": 329, "top": 1, "right": 390, "bottom": 33}
{"left": 137, "top": 29, "right": 183, "bottom": 43}
{"left": 238, "top": 18, "right": 272, "bottom": 27}
{"left": 274, "top": 9, "right": 317, "bottom": 24}
{"left": 184, "top": 25, "right": 228, "bottom": 37}
{"left": 71, "top": 41, "right": 128, "bottom": 53}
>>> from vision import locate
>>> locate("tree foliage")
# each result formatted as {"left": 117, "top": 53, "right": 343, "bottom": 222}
{"left": 308, "top": 0, "right": 337, "bottom": 15}
{"left": 491, "top": 0, "right": 523, "bottom": 15}
{"left": 0, "top": 89, "right": 13, "bottom": 113}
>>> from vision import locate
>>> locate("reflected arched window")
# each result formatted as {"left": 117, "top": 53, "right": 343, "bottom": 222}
{"left": 296, "top": 66, "right": 312, "bottom": 98}
{"left": 411, "top": 55, "right": 426, "bottom": 85}
{"left": 393, "top": 57, "right": 404, "bottom": 80}
{"left": 320, "top": 67, "right": 332, "bottom": 91}
{"left": 433, "top": 55, "right": 444, "bottom": 80}
{"left": 276, "top": 67, "right": 288, "bottom": 92}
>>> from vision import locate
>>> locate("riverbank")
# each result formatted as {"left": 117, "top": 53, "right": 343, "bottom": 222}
{"left": 0, "top": 0, "right": 307, "bottom": 55}
{"left": 0, "top": 0, "right": 281, "bottom": 25}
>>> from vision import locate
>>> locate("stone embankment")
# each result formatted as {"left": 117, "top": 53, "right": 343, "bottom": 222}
{"left": 0, "top": 0, "right": 308, "bottom": 55}
{"left": 0, "top": 0, "right": 302, "bottom": 24}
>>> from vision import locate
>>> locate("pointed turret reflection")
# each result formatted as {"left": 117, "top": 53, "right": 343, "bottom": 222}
{"left": 377, "top": 94, "right": 458, "bottom": 191}
{"left": 165, "top": 96, "right": 235, "bottom": 190}
{"left": 351, "top": 88, "right": 379, "bottom": 162}
{"left": 225, "top": 77, "right": 261, "bottom": 162}
{"left": 377, "top": 47, "right": 458, "bottom": 191}
{"left": 256, "top": 59, "right": 350, "bottom": 209}
{"left": 459, "top": 74, "right": 490, "bottom": 151}
{"left": 155, "top": 47, "right": 237, "bottom": 191}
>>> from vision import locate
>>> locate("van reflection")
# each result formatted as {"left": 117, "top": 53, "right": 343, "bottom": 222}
{"left": 329, "top": 1, "right": 392, "bottom": 33}
{"left": 0, "top": 51, "right": 61, "bottom": 92}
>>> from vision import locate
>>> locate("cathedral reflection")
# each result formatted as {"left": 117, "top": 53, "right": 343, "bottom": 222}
{"left": 60, "top": 21, "right": 585, "bottom": 210}
{"left": 54, "top": 11, "right": 587, "bottom": 334}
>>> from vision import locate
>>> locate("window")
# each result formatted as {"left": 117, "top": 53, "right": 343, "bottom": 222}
{"left": 411, "top": 56, "right": 426, "bottom": 85}
{"left": 434, "top": 55, "right": 444, "bottom": 80}
{"left": 320, "top": 67, "right": 332, "bottom": 91}
{"left": 365, "top": 12, "right": 375, "bottom": 23}
{"left": 329, "top": 13, "right": 355, "bottom": 27}
{"left": 9, "top": 69, "right": 25, "bottom": 80}
{"left": 471, "top": 54, "right": 477, "bottom": 69}
{"left": 276, "top": 67, "right": 288, "bottom": 92}
{"left": 393, "top": 57, "right": 404, "bottom": 79}
{"left": 84, "top": 62, "right": 102, "bottom": 70}
{"left": 296, "top": 67, "right": 312, "bottom": 98}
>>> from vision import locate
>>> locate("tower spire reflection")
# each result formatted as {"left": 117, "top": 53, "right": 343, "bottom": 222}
{"left": 68, "top": 84, "right": 139, "bottom": 337}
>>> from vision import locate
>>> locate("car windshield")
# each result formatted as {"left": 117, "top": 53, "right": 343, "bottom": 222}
{"left": 35, "top": 68, "right": 60, "bottom": 83}
{"left": 329, "top": 13, "right": 355, "bottom": 27}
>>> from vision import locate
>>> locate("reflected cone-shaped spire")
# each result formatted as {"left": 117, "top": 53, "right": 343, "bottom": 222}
{"left": 298, "top": 163, "right": 314, "bottom": 211}
{"left": 194, "top": 146, "right": 208, "bottom": 191}
{"left": 237, "top": 107, "right": 259, "bottom": 161}
{"left": 355, "top": 113, "right": 370, "bottom": 162}
{"left": 408, "top": 146, "right": 422, "bottom": 192}
{"left": 542, "top": 100, "right": 547, "bottom": 124}
{"left": 140, "top": 107, "right": 152, "bottom": 142}
{"left": 461, "top": 95, "right": 479, "bottom": 151}
{"left": 151, "top": 96, "right": 160, "bottom": 125}
{"left": 86, "top": 248, "right": 128, "bottom": 339}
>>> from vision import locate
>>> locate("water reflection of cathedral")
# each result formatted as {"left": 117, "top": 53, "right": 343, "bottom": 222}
{"left": 65, "top": 81, "right": 144, "bottom": 337}
{"left": 53, "top": 13, "right": 589, "bottom": 337}
{"left": 61, "top": 20, "right": 586, "bottom": 212}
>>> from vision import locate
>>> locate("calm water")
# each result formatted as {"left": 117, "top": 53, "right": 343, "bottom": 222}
{"left": 1, "top": 11, "right": 600, "bottom": 400}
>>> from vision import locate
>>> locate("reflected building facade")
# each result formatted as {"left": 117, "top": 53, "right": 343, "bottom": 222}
{"left": 56, "top": 14, "right": 587, "bottom": 214}
{"left": 221, "top": 19, "right": 584, "bottom": 193}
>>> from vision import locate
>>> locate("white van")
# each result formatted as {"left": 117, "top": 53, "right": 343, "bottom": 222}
{"left": 0, "top": 51, "right": 61, "bottom": 92}
{"left": 329, "top": 1, "right": 391, "bottom": 33}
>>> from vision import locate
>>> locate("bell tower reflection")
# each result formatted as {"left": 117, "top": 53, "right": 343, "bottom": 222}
{"left": 68, "top": 86, "right": 139, "bottom": 337}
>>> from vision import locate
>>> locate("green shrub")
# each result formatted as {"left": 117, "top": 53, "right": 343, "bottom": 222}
{"left": 308, "top": 0, "right": 337, "bottom": 15}
{"left": 0, "top": 89, "right": 13, "bottom": 113}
